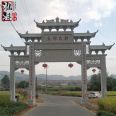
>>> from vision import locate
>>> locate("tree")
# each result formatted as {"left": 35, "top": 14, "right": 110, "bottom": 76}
{"left": 88, "top": 73, "right": 116, "bottom": 91}
{"left": 88, "top": 73, "right": 101, "bottom": 91}
{"left": 1, "top": 75, "right": 10, "bottom": 90}
{"left": 17, "top": 81, "right": 29, "bottom": 88}
{"left": 107, "top": 76, "right": 116, "bottom": 91}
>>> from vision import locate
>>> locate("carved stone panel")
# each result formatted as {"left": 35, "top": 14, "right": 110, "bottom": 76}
{"left": 35, "top": 50, "right": 82, "bottom": 62}
{"left": 87, "top": 60, "right": 100, "bottom": 65}
{"left": 35, "top": 50, "right": 42, "bottom": 57}
{"left": 15, "top": 60, "right": 29, "bottom": 69}
{"left": 86, "top": 56, "right": 101, "bottom": 69}
{"left": 74, "top": 49, "right": 81, "bottom": 56}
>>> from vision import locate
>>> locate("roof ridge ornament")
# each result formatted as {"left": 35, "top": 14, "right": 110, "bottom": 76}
{"left": 87, "top": 30, "right": 90, "bottom": 33}
{"left": 96, "top": 29, "right": 99, "bottom": 33}
{"left": 26, "top": 31, "right": 28, "bottom": 34}
{"left": 93, "top": 30, "right": 99, "bottom": 37}
{"left": 102, "top": 42, "right": 105, "bottom": 46}
{"left": 1, "top": 44, "right": 7, "bottom": 51}
{"left": 108, "top": 43, "right": 115, "bottom": 50}
{"left": 73, "top": 18, "right": 81, "bottom": 27}
{"left": 56, "top": 17, "right": 59, "bottom": 22}
{"left": 10, "top": 44, "right": 13, "bottom": 47}
{"left": 34, "top": 19, "right": 37, "bottom": 23}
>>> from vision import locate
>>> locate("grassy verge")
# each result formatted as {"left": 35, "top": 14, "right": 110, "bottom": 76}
{"left": 0, "top": 91, "right": 28, "bottom": 116}
{"left": 107, "top": 91, "right": 116, "bottom": 96}
{"left": 0, "top": 102, "right": 28, "bottom": 116}
{"left": 47, "top": 90, "right": 81, "bottom": 97}
{"left": 97, "top": 110, "right": 116, "bottom": 116}
{"left": 98, "top": 97, "right": 116, "bottom": 115}
{"left": 40, "top": 86, "right": 82, "bottom": 97}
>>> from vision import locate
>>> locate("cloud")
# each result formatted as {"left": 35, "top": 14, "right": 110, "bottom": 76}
{"left": 85, "top": 0, "right": 116, "bottom": 21}
{"left": 60, "top": 0, "right": 116, "bottom": 21}
{"left": 13, "top": 0, "right": 116, "bottom": 33}
{"left": 1, "top": 0, "right": 116, "bottom": 33}
{"left": 0, "top": 0, "right": 116, "bottom": 75}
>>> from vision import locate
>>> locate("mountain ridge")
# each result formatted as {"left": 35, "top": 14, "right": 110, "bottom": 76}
{"left": 0, "top": 71, "right": 81, "bottom": 80}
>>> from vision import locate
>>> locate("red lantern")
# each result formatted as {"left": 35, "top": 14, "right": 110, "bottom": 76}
{"left": 68, "top": 63, "right": 73, "bottom": 68}
{"left": 21, "top": 70, "right": 24, "bottom": 74}
{"left": 42, "top": 63, "right": 48, "bottom": 69}
{"left": 92, "top": 69, "right": 96, "bottom": 73}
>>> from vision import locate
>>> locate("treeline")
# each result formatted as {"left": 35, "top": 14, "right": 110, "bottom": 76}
{"left": 0, "top": 75, "right": 29, "bottom": 90}
{"left": 0, "top": 74, "right": 116, "bottom": 91}
{"left": 88, "top": 73, "right": 116, "bottom": 91}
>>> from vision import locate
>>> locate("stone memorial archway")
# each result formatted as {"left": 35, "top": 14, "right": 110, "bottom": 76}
{"left": 2, "top": 17, "right": 114, "bottom": 105}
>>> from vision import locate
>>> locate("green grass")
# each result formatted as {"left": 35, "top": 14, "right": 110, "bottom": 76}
{"left": 0, "top": 91, "right": 10, "bottom": 105}
{"left": 0, "top": 91, "right": 28, "bottom": 115}
{"left": 0, "top": 102, "right": 28, "bottom": 116}
{"left": 98, "top": 97, "right": 116, "bottom": 114}
{"left": 46, "top": 90, "right": 81, "bottom": 97}
{"left": 58, "top": 91, "right": 81, "bottom": 97}
{"left": 107, "top": 91, "right": 116, "bottom": 96}
{"left": 40, "top": 85, "right": 82, "bottom": 97}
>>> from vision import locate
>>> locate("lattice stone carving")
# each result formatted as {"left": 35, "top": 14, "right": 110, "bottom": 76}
{"left": 35, "top": 50, "right": 42, "bottom": 57}
{"left": 15, "top": 61, "right": 29, "bottom": 66}
{"left": 74, "top": 50, "right": 81, "bottom": 56}
{"left": 87, "top": 60, "right": 100, "bottom": 64}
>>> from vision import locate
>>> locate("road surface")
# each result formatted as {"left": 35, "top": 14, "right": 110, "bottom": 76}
{"left": 23, "top": 95, "right": 96, "bottom": 116}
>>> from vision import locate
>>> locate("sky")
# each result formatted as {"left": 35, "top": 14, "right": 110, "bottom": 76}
{"left": 0, "top": 0, "right": 116, "bottom": 76}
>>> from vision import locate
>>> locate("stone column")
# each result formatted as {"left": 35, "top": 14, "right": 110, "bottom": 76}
{"left": 10, "top": 55, "right": 16, "bottom": 102}
{"left": 81, "top": 42, "right": 87, "bottom": 103}
{"left": 100, "top": 55, "right": 107, "bottom": 97}
{"left": 29, "top": 43, "right": 36, "bottom": 105}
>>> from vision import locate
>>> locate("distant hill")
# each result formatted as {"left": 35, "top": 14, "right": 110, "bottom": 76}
{"left": 37, "top": 74, "right": 81, "bottom": 80}
{"left": 0, "top": 71, "right": 28, "bottom": 81}
{"left": 0, "top": 71, "right": 81, "bottom": 81}
{"left": 110, "top": 74, "right": 116, "bottom": 78}
{"left": 0, "top": 71, "right": 115, "bottom": 81}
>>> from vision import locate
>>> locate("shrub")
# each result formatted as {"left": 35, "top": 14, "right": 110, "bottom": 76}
{"left": 97, "top": 111, "right": 116, "bottom": 116}
{"left": 0, "top": 102, "right": 28, "bottom": 116}
{"left": 112, "top": 87, "right": 116, "bottom": 91}
{"left": 98, "top": 97, "right": 116, "bottom": 114}
{"left": 0, "top": 91, "right": 28, "bottom": 115}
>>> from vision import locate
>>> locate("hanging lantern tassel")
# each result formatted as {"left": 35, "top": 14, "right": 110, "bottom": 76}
{"left": 42, "top": 63, "right": 48, "bottom": 69}
{"left": 92, "top": 69, "right": 96, "bottom": 73}
{"left": 21, "top": 70, "right": 24, "bottom": 74}
{"left": 68, "top": 63, "right": 73, "bottom": 68}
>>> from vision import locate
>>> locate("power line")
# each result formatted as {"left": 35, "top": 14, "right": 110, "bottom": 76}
{"left": 10, "top": 21, "right": 25, "bottom": 44}
{"left": 0, "top": 65, "right": 9, "bottom": 66}
{"left": 10, "top": 21, "right": 18, "bottom": 33}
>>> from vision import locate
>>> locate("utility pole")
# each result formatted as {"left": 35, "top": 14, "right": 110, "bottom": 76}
{"left": 45, "top": 68, "right": 47, "bottom": 94}
{"left": 36, "top": 76, "right": 38, "bottom": 98}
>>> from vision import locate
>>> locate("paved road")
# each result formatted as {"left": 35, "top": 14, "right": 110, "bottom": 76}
{"left": 23, "top": 95, "right": 96, "bottom": 116}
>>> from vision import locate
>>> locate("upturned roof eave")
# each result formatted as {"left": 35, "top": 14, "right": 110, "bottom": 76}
{"left": 2, "top": 46, "right": 26, "bottom": 51}
{"left": 18, "top": 33, "right": 41, "bottom": 38}
{"left": 74, "top": 31, "right": 98, "bottom": 38}
{"left": 35, "top": 19, "right": 81, "bottom": 29}
{"left": 90, "top": 43, "right": 115, "bottom": 51}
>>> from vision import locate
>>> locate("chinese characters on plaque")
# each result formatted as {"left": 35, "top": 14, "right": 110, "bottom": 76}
{"left": 47, "top": 35, "right": 68, "bottom": 41}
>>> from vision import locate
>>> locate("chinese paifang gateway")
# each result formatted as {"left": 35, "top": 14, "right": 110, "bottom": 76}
{"left": 2, "top": 17, "right": 114, "bottom": 105}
